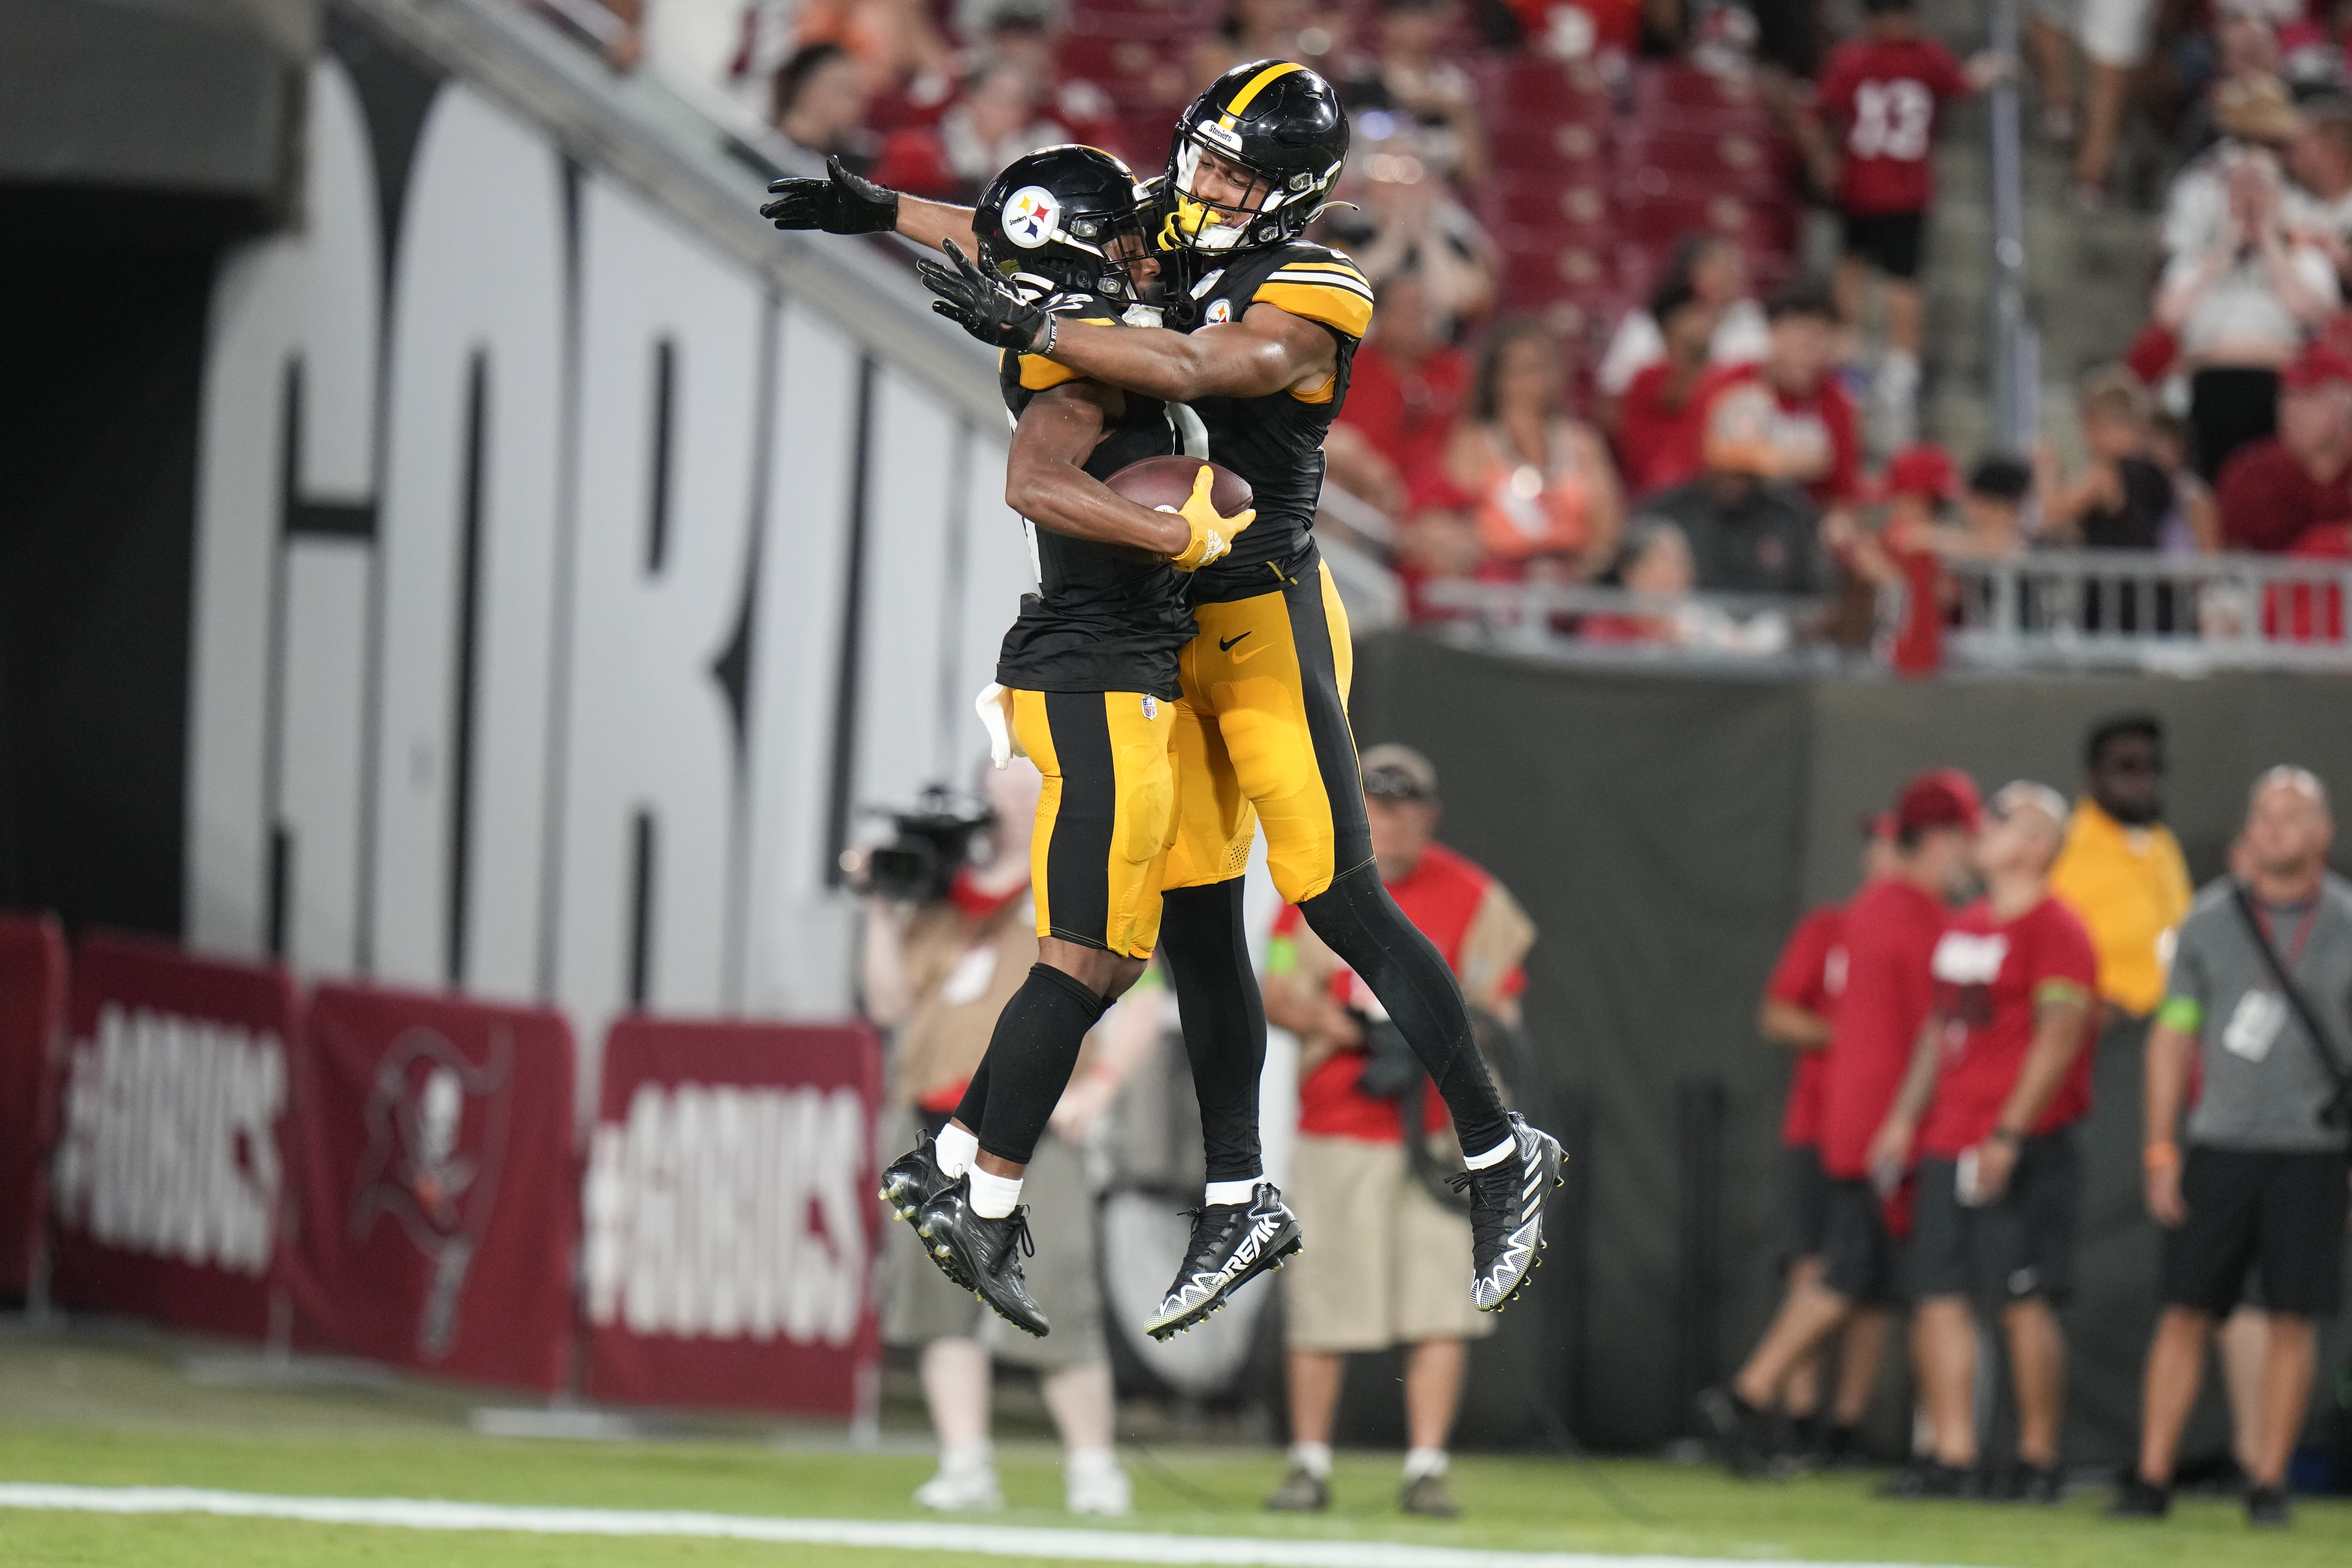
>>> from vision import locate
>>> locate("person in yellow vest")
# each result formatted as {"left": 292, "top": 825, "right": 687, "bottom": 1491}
{"left": 2048, "top": 715, "right": 2192, "bottom": 1021}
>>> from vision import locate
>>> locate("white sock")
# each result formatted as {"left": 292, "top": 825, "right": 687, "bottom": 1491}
{"left": 1463, "top": 1133, "right": 1516, "bottom": 1171}
{"left": 967, "top": 1166, "right": 1023, "bottom": 1219}
{"left": 934, "top": 1123, "right": 979, "bottom": 1180}
{"left": 1403, "top": 1447, "right": 1449, "bottom": 1480}
{"left": 1066, "top": 1445, "right": 1120, "bottom": 1479}
{"left": 1290, "top": 1440, "right": 1332, "bottom": 1480}
{"left": 1203, "top": 1177, "right": 1262, "bottom": 1207}
{"left": 940, "top": 1439, "right": 992, "bottom": 1475}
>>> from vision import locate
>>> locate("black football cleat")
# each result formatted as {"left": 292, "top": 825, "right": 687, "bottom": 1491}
{"left": 881, "top": 1131, "right": 969, "bottom": 1287}
{"left": 1452, "top": 1113, "right": 1564, "bottom": 1312}
{"left": 1144, "top": 1182, "right": 1302, "bottom": 1341}
{"left": 881, "top": 1129, "right": 954, "bottom": 1221}
{"left": 914, "top": 1178, "right": 1050, "bottom": 1337}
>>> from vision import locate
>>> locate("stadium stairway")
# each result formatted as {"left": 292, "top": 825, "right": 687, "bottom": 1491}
{"left": 1915, "top": 0, "right": 2154, "bottom": 464}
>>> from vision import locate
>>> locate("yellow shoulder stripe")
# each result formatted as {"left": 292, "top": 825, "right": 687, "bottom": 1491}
{"left": 1253, "top": 278, "right": 1373, "bottom": 338}
{"left": 1222, "top": 61, "right": 1304, "bottom": 125}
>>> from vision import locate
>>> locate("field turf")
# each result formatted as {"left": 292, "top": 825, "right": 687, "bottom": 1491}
{"left": 0, "top": 1323, "right": 2343, "bottom": 1567}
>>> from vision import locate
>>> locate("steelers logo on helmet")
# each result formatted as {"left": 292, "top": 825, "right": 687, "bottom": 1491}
{"left": 1003, "top": 185, "right": 1062, "bottom": 249}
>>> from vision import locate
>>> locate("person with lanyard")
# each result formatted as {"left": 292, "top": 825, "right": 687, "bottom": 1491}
{"left": 2115, "top": 767, "right": 2352, "bottom": 1529}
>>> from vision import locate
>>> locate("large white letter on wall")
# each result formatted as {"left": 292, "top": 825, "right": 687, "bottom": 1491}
{"left": 186, "top": 58, "right": 380, "bottom": 957}
{"left": 556, "top": 174, "right": 764, "bottom": 1044}
{"left": 370, "top": 84, "right": 566, "bottom": 999}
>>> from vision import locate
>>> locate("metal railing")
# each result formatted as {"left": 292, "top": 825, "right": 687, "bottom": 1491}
{"left": 1411, "top": 549, "right": 2352, "bottom": 674}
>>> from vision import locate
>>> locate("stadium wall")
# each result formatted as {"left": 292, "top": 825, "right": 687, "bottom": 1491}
{"left": 1350, "top": 635, "right": 2352, "bottom": 1460}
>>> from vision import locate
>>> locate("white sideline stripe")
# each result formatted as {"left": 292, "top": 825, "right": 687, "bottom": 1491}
{"left": 0, "top": 1482, "right": 1972, "bottom": 1568}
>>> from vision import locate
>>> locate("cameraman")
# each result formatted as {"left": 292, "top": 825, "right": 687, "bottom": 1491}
{"left": 1259, "top": 745, "right": 1536, "bottom": 1521}
{"left": 857, "top": 758, "right": 1154, "bottom": 1517}
{"left": 2115, "top": 767, "right": 2352, "bottom": 1529}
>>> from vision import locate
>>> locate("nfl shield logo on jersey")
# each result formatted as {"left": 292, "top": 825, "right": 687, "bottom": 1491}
{"left": 1005, "top": 186, "right": 1061, "bottom": 249}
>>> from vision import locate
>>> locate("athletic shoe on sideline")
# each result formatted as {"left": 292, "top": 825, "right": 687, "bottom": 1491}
{"left": 1695, "top": 1387, "right": 1778, "bottom": 1480}
{"left": 1065, "top": 1449, "right": 1132, "bottom": 1516}
{"left": 913, "top": 1178, "right": 1050, "bottom": 1337}
{"left": 2246, "top": 1485, "right": 2292, "bottom": 1528}
{"left": 1399, "top": 1474, "right": 1461, "bottom": 1518}
{"left": 2107, "top": 1474, "right": 2170, "bottom": 1519}
{"left": 913, "top": 1457, "right": 1002, "bottom": 1512}
{"left": 1453, "top": 1113, "right": 1564, "bottom": 1312}
{"left": 1990, "top": 1461, "right": 2063, "bottom": 1505}
{"left": 1144, "top": 1182, "right": 1302, "bottom": 1341}
{"left": 1264, "top": 1465, "right": 1329, "bottom": 1513}
{"left": 1878, "top": 1459, "right": 1978, "bottom": 1500}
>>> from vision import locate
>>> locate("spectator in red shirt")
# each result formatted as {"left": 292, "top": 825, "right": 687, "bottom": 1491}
{"left": 2215, "top": 338, "right": 2352, "bottom": 552}
{"left": 1701, "top": 768, "right": 1980, "bottom": 1478}
{"left": 1696, "top": 285, "right": 1865, "bottom": 511}
{"left": 1324, "top": 269, "right": 1472, "bottom": 517}
{"left": 1612, "top": 273, "right": 1722, "bottom": 498}
{"left": 1747, "top": 827, "right": 1903, "bottom": 1468}
{"left": 1260, "top": 745, "right": 1535, "bottom": 1520}
{"left": 1806, "top": 0, "right": 1999, "bottom": 446}
{"left": 1867, "top": 782, "right": 2098, "bottom": 1501}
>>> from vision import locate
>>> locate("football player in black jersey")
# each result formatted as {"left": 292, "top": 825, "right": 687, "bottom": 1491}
{"left": 855, "top": 148, "right": 1277, "bottom": 1336}
{"left": 768, "top": 63, "right": 1565, "bottom": 1320}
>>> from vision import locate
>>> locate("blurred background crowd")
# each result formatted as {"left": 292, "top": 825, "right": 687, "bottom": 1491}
{"left": 543, "top": 0, "right": 2352, "bottom": 668}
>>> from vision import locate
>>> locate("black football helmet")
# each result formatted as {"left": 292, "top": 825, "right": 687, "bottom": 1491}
{"left": 1158, "top": 59, "right": 1350, "bottom": 256}
{"left": 972, "top": 145, "right": 1157, "bottom": 301}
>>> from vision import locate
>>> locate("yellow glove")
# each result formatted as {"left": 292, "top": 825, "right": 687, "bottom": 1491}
{"left": 1163, "top": 464, "right": 1256, "bottom": 572}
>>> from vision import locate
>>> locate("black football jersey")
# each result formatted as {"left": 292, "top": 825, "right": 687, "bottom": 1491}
{"left": 995, "top": 293, "right": 1198, "bottom": 700}
{"left": 1174, "top": 242, "right": 1372, "bottom": 603}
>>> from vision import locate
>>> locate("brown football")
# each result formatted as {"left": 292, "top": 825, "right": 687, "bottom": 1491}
{"left": 1104, "top": 456, "right": 1252, "bottom": 517}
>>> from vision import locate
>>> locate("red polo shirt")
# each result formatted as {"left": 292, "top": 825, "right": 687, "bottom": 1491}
{"left": 1769, "top": 903, "right": 1844, "bottom": 1147}
{"left": 1917, "top": 895, "right": 2098, "bottom": 1158}
{"left": 1767, "top": 903, "right": 1851, "bottom": 1149}
{"left": 2214, "top": 437, "right": 2352, "bottom": 553}
{"left": 1282, "top": 842, "right": 1524, "bottom": 1142}
{"left": 1818, "top": 876, "right": 1948, "bottom": 1180}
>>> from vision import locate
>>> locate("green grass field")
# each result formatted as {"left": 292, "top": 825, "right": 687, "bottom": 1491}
{"left": 0, "top": 1323, "right": 2342, "bottom": 1567}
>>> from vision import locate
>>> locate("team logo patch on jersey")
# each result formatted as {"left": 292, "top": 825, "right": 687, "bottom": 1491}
{"left": 1204, "top": 297, "right": 1233, "bottom": 324}
{"left": 1003, "top": 186, "right": 1060, "bottom": 249}
{"left": 1141, "top": 695, "right": 1158, "bottom": 719}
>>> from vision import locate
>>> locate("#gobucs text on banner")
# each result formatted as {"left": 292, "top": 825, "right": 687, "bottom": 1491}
{"left": 583, "top": 1019, "right": 882, "bottom": 1417}
{"left": 0, "top": 913, "right": 67, "bottom": 1297}
{"left": 48, "top": 934, "right": 299, "bottom": 1338}
{"left": 286, "top": 983, "right": 576, "bottom": 1390}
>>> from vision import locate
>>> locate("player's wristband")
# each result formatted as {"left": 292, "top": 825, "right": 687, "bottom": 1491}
{"left": 1034, "top": 313, "right": 1057, "bottom": 358}
{"left": 2143, "top": 1140, "right": 2181, "bottom": 1171}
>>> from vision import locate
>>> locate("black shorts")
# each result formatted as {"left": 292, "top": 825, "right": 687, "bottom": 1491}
{"left": 1840, "top": 210, "right": 1926, "bottom": 280}
{"left": 1779, "top": 1144, "right": 1833, "bottom": 1266}
{"left": 1910, "top": 1131, "right": 2083, "bottom": 1307}
{"left": 2161, "top": 1146, "right": 2350, "bottom": 1318}
{"left": 1820, "top": 1177, "right": 1902, "bottom": 1305}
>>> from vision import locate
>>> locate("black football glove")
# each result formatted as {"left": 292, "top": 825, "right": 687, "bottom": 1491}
{"left": 918, "top": 240, "right": 1052, "bottom": 353}
{"left": 760, "top": 156, "right": 900, "bottom": 235}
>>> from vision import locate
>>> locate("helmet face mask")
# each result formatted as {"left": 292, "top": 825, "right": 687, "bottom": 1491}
{"left": 1158, "top": 60, "right": 1349, "bottom": 256}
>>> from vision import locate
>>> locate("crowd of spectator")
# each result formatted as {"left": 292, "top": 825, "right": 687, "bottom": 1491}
{"left": 1707, "top": 722, "right": 2350, "bottom": 1528}
{"left": 555, "top": 0, "right": 2352, "bottom": 667}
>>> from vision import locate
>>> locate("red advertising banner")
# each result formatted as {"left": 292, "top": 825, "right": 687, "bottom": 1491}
{"left": 0, "top": 913, "right": 67, "bottom": 1296}
{"left": 48, "top": 934, "right": 300, "bottom": 1338}
{"left": 287, "top": 983, "right": 576, "bottom": 1391}
{"left": 583, "top": 1018, "right": 883, "bottom": 1417}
